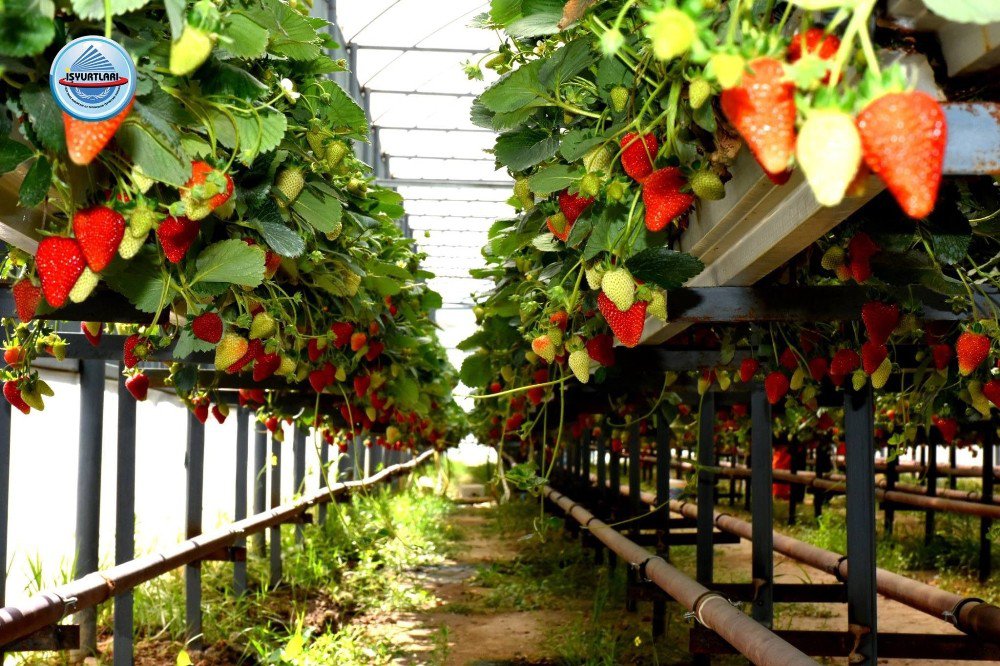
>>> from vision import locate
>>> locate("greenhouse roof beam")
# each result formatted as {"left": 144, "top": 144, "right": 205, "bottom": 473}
{"left": 368, "top": 88, "right": 478, "bottom": 97}
{"left": 388, "top": 155, "right": 494, "bottom": 161}
{"left": 377, "top": 178, "right": 510, "bottom": 188}
{"left": 355, "top": 45, "right": 491, "bottom": 54}
{"left": 377, "top": 125, "right": 495, "bottom": 133}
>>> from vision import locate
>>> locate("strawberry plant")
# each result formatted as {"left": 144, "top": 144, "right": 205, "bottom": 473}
{"left": 0, "top": 0, "right": 463, "bottom": 445}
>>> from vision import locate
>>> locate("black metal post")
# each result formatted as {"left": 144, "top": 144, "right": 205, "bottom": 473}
{"left": 845, "top": 384, "right": 877, "bottom": 664}
{"left": 318, "top": 440, "right": 329, "bottom": 525}
{"left": 608, "top": 443, "right": 621, "bottom": 571}
{"left": 884, "top": 444, "right": 898, "bottom": 535}
{"left": 949, "top": 442, "right": 958, "bottom": 490}
{"left": 270, "top": 430, "right": 282, "bottom": 587}
{"left": 653, "top": 414, "right": 670, "bottom": 638}
{"left": 981, "top": 425, "right": 994, "bottom": 583}
{"left": 234, "top": 407, "right": 249, "bottom": 596}
{"left": 293, "top": 427, "right": 306, "bottom": 545}
{"left": 596, "top": 431, "right": 607, "bottom": 496}
{"left": 253, "top": 424, "right": 267, "bottom": 555}
{"left": 185, "top": 410, "right": 205, "bottom": 651}
{"left": 580, "top": 428, "right": 591, "bottom": 490}
{"left": 750, "top": 383, "right": 773, "bottom": 627}
{"left": 625, "top": 423, "right": 641, "bottom": 613}
{"left": 788, "top": 441, "right": 801, "bottom": 526}
{"left": 926, "top": 431, "right": 938, "bottom": 545}
{"left": 697, "top": 391, "right": 716, "bottom": 585}
{"left": 75, "top": 359, "right": 105, "bottom": 658}
{"left": 114, "top": 367, "right": 136, "bottom": 666}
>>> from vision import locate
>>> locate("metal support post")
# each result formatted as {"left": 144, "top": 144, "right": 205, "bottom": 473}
{"left": 253, "top": 424, "right": 267, "bottom": 555}
{"left": 234, "top": 407, "right": 249, "bottom": 595}
{"left": 293, "top": 427, "right": 306, "bottom": 545}
{"left": 750, "top": 383, "right": 774, "bottom": 627}
{"left": 845, "top": 384, "right": 877, "bottom": 664}
{"left": 926, "top": 431, "right": 938, "bottom": 544}
{"left": 652, "top": 414, "right": 670, "bottom": 638}
{"left": 270, "top": 431, "right": 282, "bottom": 587}
{"left": 318, "top": 440, "right": 329, "bottom": 525}
{"left": 981, "top": 425, "right": 995, "bottom": 582}
{"left": 696, "top": 391, "right": 716, "bottom": 585}
{"left": 625, "top": 423, "right": 641, "bottom": 613}
{"left": 185, "top": 410, "right": 205, "bottom": 651}
{"left": 114, "top": 367, "right": 136, "bottom": 666}
{"left": 74, "top": 359, "right": 104, "bottom": 658}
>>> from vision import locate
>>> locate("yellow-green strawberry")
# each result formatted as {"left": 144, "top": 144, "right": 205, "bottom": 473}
{"left": 585, "top": 263, "right": 605, "bottom": 290}
{"left": 531, "top": 334, "right": 556, "bottom": 363}
{"left": 601, "top": 267, "right": 635, "bottom": 311}
{"left": 569, "top": 349, "right": 591, "bottom": 383}
{"left": 610, "top": 86, "right": 629, "bottom": 112}
{"left": 215, "top": 333, "right": 249, "bottom": 371}
{"left": 129, "top": 204, "right": 158, "bottom": 238}
{"left": 214, "top": 197, "right": 235, "bottom": 219}
{"left": 968, "top": 380, "right": 992, "bottom": 417}
{"left": 790, "top": 366, "right": 805, "bottom": 391}
{"left": 548, "top": 327, "right": 563, "bottom": 349}
{"left": 325, "top": 142, "right": 349, "bottom": 169}
{"left": 606, "top": 180, "right": 626, "bottom": 201}
{"left": 647, "top": 290, "right": 667, "bottom": 320}
{"left": 500, "top": 365, "right": 515, "bottom": 383}
{"left": 275, "top": 167, "right": 305, "bottom": 205}
{"left": 118, "top": 233, "right": 144, "bottom": 260}
{"left": 796, "top": 109, "right": 862, "bottom": 206}
{"left": 513, "top": 178, "right": 534, "bottom": 209}
{"left": 306, "top": 130, "right": 327, "bottom": 158}
{"left": 707, "top": 53, "right": 745, "bottom": 89}
{"left": 249, "top": 312, "right": 277, "bottom": 339}
{"left": 579, "top": 173, "right": 602, "bottom": 198}
{"left": 820, "top": 246, "right": 845, "bottom": 270}
{"left": 21, "top": 386, "right": 45, "bottom": 411}
{"left": 690, "top": 170, "right": 725, "bottom": 200}
{"left": 688, "top": 78, "right": 711, "bottom": 109}
{"left": 276, "top": 356, "right": 296, "bottom": 376}
{"left": 870, "top": 356, "right": 892, "bottom": 389}
{"left": 582, "top": 145, "right": 614, "bottom": 174}
{"left": 169, "top": 25, "right": 215, "bottom": 76}
{"left": 132, "top": 166, "right": 155, "bottom": 193}
{"left": 851, "top": 369, "right": 867, "bottom": 391}
{"left": 643, "top": 6, "right": 696, "bottom": 60}
{"left": 69, "top": 267, "right": 99, "bottom": 303}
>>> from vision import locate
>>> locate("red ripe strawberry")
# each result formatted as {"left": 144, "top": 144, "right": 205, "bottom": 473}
{"left": 489, "top": 381, "right": 502, "bottom": 394}
{"left": 848, "top": 232, "right": 879, "bottom": 262}
{"left": 787, "top": 28, "right": 840, "bottom": 63}
{"left": 369, "top": 321, "right": 380, "bottom": 337}
{"left": 3, "top": 381, "right": 30, "bottom": 414}
{"left": 238, "top": 388, "right": 265, "bottom": 407}
{"left": 125, "top": 373, "right": 149, "bottom": 401}
{"left": 351, "top": 332, "right": 367, "bottom": 352}
{"left": 931, "top": 343, "right": 952, "bottom": 371}
{"left": 982, "top": 380, "right": 1000, "bottom": 409}
{"left": 35, "top": 237, "right": 87, "bottom": 308}
{"left": 4, "top": 346, "right": 24, "bottom": 366}
{"left": 192, "top": 312, "right": 223, "bottom": 344}
{"left": 385, "top": 295, "right": 398, "bottom": 316}
{"left": 764, "top": 371, "right": 790, "bottom": 405}
{"left": 365, "top": 341, "right": 385, "bottom": 362}
{"left": 354, "top": 374, "right": 370, "bottom": 398}
{"left": 816, "top": 412, "right": 835, "bottom": 431}
{"left": 11, "top": 280, "right": 41, "bottom": 322}
{"left": 264, "top": 251, "right": 281, "bottom": 279}
{"left": 861, "top": 341, "right": 888, "bottom": 375}
{"left": 808, "top": 356, "right": 828, "bottom": 381}
{"left": 830, "top": 348, "right": 861, "bottom": 376}
{"left": 779, "top": 348, "right": 798, "bottom": 371}
{"left": 227, "top": 339, "right": 262, "bottom": 374}
{"left": 643, "top": 167, "right": 694, "bottom": 232}
{"left": 956, "top": 331, "right": 990, "bottom": 376}
{"left": 585, "top": 334, "right": 616, "bottom": 367}
{"left": 856, "top": 91, "right": 946, "bottom": 219}
{"left": 183, "top": 161, "right": 235, "bottom": 213}
{"left": 81, "top": 322, "right": 102, "bottom": 346}
{"left": 739, "top": 357, "right": 760, "bottom": 383}
{"left": 212, "top": 405, "right": 227, "bottom": 424}
{"left": 309, "top": 369, "right": 329, "bottom": 393}
{"left": 549, "top": 311, "right": 569, "bottom": 331}
{"left": 331, "top": 322, "right": 354, "bottom": 347}
{"left": 73, "top": 205, "right": 125, "bottom": 272}
{"left": 861, "top": 301, "right": 899, "bottom": 345}
{"left": 322, "top": 362, "right": 336, "bottom": 385}
{"left": 193, "top": 401, "right": 209, "bottom": 424}
{"left": 849, "top": 256, "right": 872, "bottom": 283}
{"left": 307, "top": 338, "right": 325, "bottom": 362}
{"left": 63, "top": 99, "right": 133, "bottom": 166}
{"left": 597, "top": 292, "right": 647, "bottom": 348}
{"left": 558, "top": 190, "right": 594, "bottom": 225}
{"left": 934, "top": 417, "right": 958, "bottom": 444}
{"left": 156, "top": 216, "right": 200, "bottom": 263}
{"left": 123, "top": 334, "right": 149, "bottom": 368}
{"left": 619, "top": 132, "right": 658, "bottom": 181}
{"left": 253, "top": 352, "right": 281, "bottom": 382}
{"left": 720, "top": 57, "right": 796, "bottom": 176}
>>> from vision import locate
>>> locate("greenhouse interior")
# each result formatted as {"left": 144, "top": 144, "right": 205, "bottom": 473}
{"left": 0, "top": 0, "right": 1000, "bottom": 664}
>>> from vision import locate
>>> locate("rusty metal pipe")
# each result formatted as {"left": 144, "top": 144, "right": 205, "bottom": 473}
{"left": 544, "top": 486, "right": 819, "bottom": 666}
{"left": 0, "top": 450, "right": 432, "bottom": 646}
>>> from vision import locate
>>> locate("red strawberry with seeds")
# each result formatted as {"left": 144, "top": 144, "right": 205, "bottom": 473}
{"left": 193, "top": 401, "right": 209, "bottom": 424}
{"left": 82, "top": 322, "right": 102, "bottom": 346}
{"left": 931, "top": 343, "right": 952, "bottom": 371}
{"left": 558, "top": 190, "right": 594, "bottom": 225}
{"left": 212, "top": 405, "right": 227, "bottom": 424}
{"left": 192, "top": 312, "right": 223, "bottom": 344}
{"left": 331, "top": 322, "right": 354, "bottom": 347}
{"left": 125, "top": 373, "right": 149, "bottom": 401}
{"left": 253, "top": 353, "right": 281, "bottom": 382}
{"left": 861, "top": 301, "right": 899, "bottom": 345}
{"left": 3, "top": 381, "right": 30, "bottom": 414}
{"left": 309, "top": 369, "right": 329, "bottom": 393}
{"left": 935, "top": 417, "right": 958, "bottom": 444}
{"left": 354, "top": 374, "right": 371, "bottom": 398}
{"left": 123, "top": 334, "right": 148, "bottom": 368}
{"left": 585, "top": 334, "right": 616, "bottom": 367}
{"left": 365, "top": 341, "right": 385, "bottom": 362}
{"left": 956, "top": 331, "right": 990, "bottom": 376}
{"left": 620, "top": 132, "right": 658, "bottom": 181}
{"left": 11, "top": 280, "right": 41, "bottom": 322}
{"left": 73, "top": 205, "right": 125, "bottom": 272}
{"left": 764, "top": 371, "right": 790, "bottom": 405}
{"left": 720, "top": 57, "right": 796, "bottom": 176}
{"left": 983, "top": 380, "right": 1000, "bottom": 409}
{"left": 597, "top": 292, "right": 647, "bottom": 348}
{"left": 36, "top": 237, "right": 87, "bottom": 308}
{"left": 549, "top": 311, "right": 569, "bottom": 332}
{"left": 156, "top": 216, "right": 201, "bottom": 263}
{"left": 350, "top": 332, "right": 367, "bottom": 352}
{"left": 643, "top": 167, "right": 694, "bottom": 232}
{"left": 63, "top": 99, "right": 133, "bottom": 166}
{"left": 788, "top": 28, "right": 841, "bottom": 63}
{"left": 779, "top": 348, "right": 798, "bottom": 371}
{"left": 739, "top": 358, "right": 760, "bottom": 382}
{"left": 856, "top": 91, "right": 946, "bottom": 219}
{"left": 861, "top": 341, "right": 888, "bottom": 375}
{"left": 808, "top": 356, "right": 828, "bottom": 382}
{"left": 181, "top": 161, "right": 234, "bottom": 220}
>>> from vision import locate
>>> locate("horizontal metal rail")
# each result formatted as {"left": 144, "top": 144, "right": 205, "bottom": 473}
{"left": 0, "top": 450, "right": 432, "bottom": 647}
{"left": 544, "top": 486, "right": 819, "bottom": 666}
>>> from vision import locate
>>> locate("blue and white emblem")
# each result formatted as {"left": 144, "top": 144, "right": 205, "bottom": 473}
{"left": 50, "top": 36, "right": 136, "bottom": 121}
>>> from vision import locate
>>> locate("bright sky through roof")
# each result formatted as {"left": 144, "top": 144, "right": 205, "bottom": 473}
{"left": 335, "top": 1, "right": 513, "bottom": 408}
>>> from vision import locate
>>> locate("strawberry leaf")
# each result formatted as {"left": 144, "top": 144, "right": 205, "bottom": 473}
{"left": 220, "top": 12, "right": 269, "bottom": 59}
{"left": 193, "top": 239, "right": 266, "bottom": 287}
{"left": 495, "top": 129, "right": 560, "bottom": 171}
{"left": 18, "top": 156, "right": 51, "bottom": 207}
{"left": 19, "top": 85, "right": 65, "bottom": 153}
{"left": 292, "top": 186, "right": 343, "bottom": 234}
{"left": 624, "top": 247, "right": 704, "bottom": 290}
{"left": 0, "top": 1, "right": 54, "bottom": 57}
{"left": 70, "top": 0, "right": 150, "bottom": 19}
{"left": 460, "top": 353, "right": 492, "bottom": 388}
{"left": 117, "top": 121, "right": 190, "bottom": 187}
{"left": 0, "top": 139, "right": 32, "bottom": 175}
{"left": 527, "top": 164, "right": 581, "bottom": 195}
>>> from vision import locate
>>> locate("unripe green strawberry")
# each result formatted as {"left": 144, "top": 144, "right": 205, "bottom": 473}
{"left": 118, "top": 233, "right": 144, "bottom": 260}
{"left": 647, "top": 290, "right": 667, "bottom": 320}
{"left": 132, "top": 166, "right": 155, "bottom": 193}
{"left": 548, "top": 327, "right": 563, "bottom": 349}
{"left": 579, "top": 173, "right": 602, "bottom": 198}
{"left": 275, "top": 356, "right": 296, "bottom": 376}
{"left": 585, "top": 263, "right": 605, "bottom": 290}
{"left": 531, "top": 334, "right": 556, "bottom": 363}
{"left": 250, "top": 312, "right": 277, "bottom": 339}
{"left": 690, "top": 171, "right": 725, "bottom": 200}
{"left": 968, "top": 380, "right": 993, "bottom": 417}
{"left": 610, "top": 86, "right": 629, "bottom": 112}
{"left": 169, "top": 25, "right": 215, "bottom": 76}
{"left": 306, "top": 130, "right": 327, "bottom": 158}
{"left": 214, "top": 197, "right": 235, "bottom": 219}
{"left": 601, "top": 267, "right": 635, "bottom": 311}
{"left": 20, "top": 386, "right": 45, "bottom": 411}
{"left": 513, "top": 178, "right": 534, "bottom": 209}
{"left": 500, "top": 365, "right": 515, "bottom": 383}
{"left": 689, "top": 78, "right": 711, "bottom": 109}
{"left": 708, "top": 53, "right": 745, "bottom": 89}
{"left": 797, "top": 109, "right": 862, "bottom": 207}
{"left": 347, "top": 178, "right": 367, "bottom": 196}
{"left": 569, "top": 349, "right": 591, "bottom": 383}
{"left": 606, "top": 180, "right": 626, "bottom": 201}
{"left": 820, "top": 246, "right": 846, "bottom": 270}
{"left": 275, "top": 167, "right": 305, "bottom": 205}
{"left": 790, "top": 366, "right": 805, "bottom": 391}
{"left": 852, "top": 369, "right": 867, "bottom": 392}
{"left": 644, "top": 6, "right": 696, "bottom": 60}
{"left": 129, "top": 205, "right": 158, "bottom": 238}
{"left": 215, "top": 333, "right": 249, "bottom": 371}
{"left": 69, "top": 267, "right": 99, "bottom": 303}
{"left": 870, "top": 357, "right": 892, "bottom": 389}
{"left": 325, "top": 142, "right": 349, "bottom": 169}
{"left": 582, "top": 145, "right": 614, "bottom": 174}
